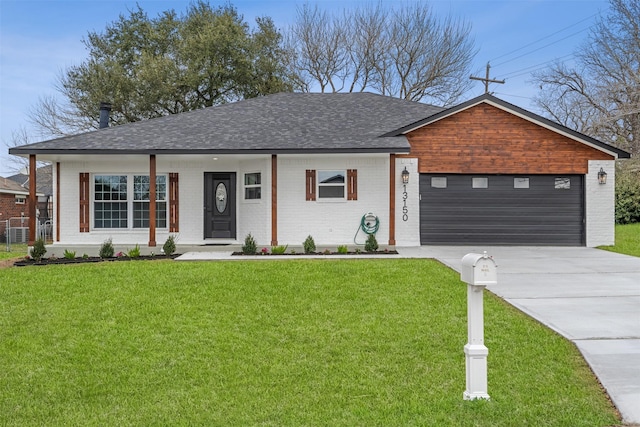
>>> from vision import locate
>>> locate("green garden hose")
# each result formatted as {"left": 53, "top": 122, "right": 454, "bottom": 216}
{"left": 353, "top": 212, "right": 379, "bottom": 244}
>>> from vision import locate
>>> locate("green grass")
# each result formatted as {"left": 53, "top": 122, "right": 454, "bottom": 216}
{"left": 599, "top": 222, "right": 640, "bottom": 257}
{"left": 0, "top": 243, "right": 28, "bottom": 260}
{"left": 1, "top": 260, "right": 619, "bottom": 426}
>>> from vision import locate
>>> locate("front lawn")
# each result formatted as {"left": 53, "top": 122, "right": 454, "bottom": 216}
{"left": 599, "top": 223, "right": 640, "bottom": 257}
{"left": 1, "top": 260, "right": 619, "bottom": 426}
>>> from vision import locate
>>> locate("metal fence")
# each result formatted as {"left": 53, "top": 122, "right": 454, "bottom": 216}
{"left": 3, "top": 217, "right": 52, "bottom": 251}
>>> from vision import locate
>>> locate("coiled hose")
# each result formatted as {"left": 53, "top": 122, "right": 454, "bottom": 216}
{"left": 353, "top": 213, "right": 379, "bottom": 244}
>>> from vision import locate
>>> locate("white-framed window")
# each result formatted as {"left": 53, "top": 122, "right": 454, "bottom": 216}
{"left": 472, "top": 177, "right": 489, "bottom": 188}
{"left": 93, "top": 174, "right": 167, "bottom": 229}
{"left": 244, "top": 172, "right": 261, "bottom": 200}
{"left": 317, "top": 170, "right": 345, "bottom": 199}
{"left": 15, "top": 195, "right": 26, "bottom": 204}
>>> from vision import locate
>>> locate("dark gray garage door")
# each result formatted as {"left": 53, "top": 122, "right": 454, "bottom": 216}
{"left": 420, "top": 175, "right": 584, "bottom": 245}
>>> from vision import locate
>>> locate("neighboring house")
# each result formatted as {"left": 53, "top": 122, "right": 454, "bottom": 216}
{"left": 0, "top": 177, "right": 40, "bottom": 243}
{"left": 7, "top": 164, "right": 54, "bottom": 222}
{"left": 8, "top": 93, "right": 630, "bottom": 249}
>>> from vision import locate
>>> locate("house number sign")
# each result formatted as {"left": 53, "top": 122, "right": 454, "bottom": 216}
{"left": 402, "top": 184, "right": 409, "bottom": 221}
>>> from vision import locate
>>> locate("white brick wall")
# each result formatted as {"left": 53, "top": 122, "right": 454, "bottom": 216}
{"left": 276, "top": 154, "right": 390, "bottom": 247}
{"left": 394, "top": 158, "right": 420, "bottom": 246}
{"left": 585, "top": 160, "right": 616, "bottom": 247}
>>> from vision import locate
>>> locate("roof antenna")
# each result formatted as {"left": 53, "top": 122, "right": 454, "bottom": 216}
{"left": 470, "top": 62, "right": 505, "bottom": 94}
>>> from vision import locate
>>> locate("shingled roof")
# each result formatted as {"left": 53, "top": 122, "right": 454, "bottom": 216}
{"left": 9, "top": 92, "right": 443, "bottom": 156}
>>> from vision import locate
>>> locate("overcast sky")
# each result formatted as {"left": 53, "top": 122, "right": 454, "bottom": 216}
{"left": 0, "top": 0, "right": 609, "bottom": 177}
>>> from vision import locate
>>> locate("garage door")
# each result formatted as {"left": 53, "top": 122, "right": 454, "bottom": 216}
{"left": 420, "top": 175, "right": 584, "bottom": 245}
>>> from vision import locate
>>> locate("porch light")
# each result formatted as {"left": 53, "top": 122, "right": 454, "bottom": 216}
{"left": 401, "top": 167, "right": 410, "bottom": 184}
{"left": 597, "top": 168, "right": 607, "bottom": 185}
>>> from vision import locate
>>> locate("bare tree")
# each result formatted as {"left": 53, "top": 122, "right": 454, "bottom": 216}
{"left": 3, "top": 127, "right": 50, "bottom": 174}
{"left": 287, "top": 2, "right": 476, "bottom": 106}
{"left": 533, "top": 0, "right": 640, "bottom": 157}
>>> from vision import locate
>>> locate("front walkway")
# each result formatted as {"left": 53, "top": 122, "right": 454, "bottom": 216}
{"left": 178, "top": 246, "right": 640, "bottom": 424}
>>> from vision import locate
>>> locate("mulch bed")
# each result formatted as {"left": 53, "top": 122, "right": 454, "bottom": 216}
{"left": 13, "top": 254, "right": 181, "bottom": 267}
{"left": 231, "top": 250, "right": 399, "bottom": 256}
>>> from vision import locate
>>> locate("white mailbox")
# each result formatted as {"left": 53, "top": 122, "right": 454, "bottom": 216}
{"left": 461, "top": 252, "right": 497, "bottom": 286}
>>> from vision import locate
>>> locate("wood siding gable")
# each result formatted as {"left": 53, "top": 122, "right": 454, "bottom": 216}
{"left": 403, "top": 103, "right": 614, "bottom": 174}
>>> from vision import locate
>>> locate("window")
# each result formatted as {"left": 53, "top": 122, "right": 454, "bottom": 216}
{"left": 15, "top": 195, "right": 26, "bottom": 204}
{"left": 431, "top": 177, "right": 447, "bottom": 188}
{"left": 133, "top": 175, "right": 167, "bottom": 228}
{"left": 94, "top": 175, "right": 128, "bottom": 228}
{"left": 555, "top": 177, "right": 571, "bottom": 190}
{"left": 244, "top": 172, "right": 261, "bottom": 200}
{"left": 514, "top": 177, "right": 530, "bottom": 189}
{"left": 93, "top": 174, "right": 167, "bottom": 229}
{"left": 472, "top": 177, "right": 489, "bottom": 188}
{"left": 318, "top": 170, "right": 345, "bottom": 199}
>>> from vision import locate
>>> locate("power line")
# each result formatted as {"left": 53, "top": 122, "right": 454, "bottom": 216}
{"left": 498, "top": 53, "right": 577, "bottom": 79}
{"left": 494, "top": 27, "right": 590, "bottom": 68}
{"left": 490, "top": 12, "right": 598, "bottom": 64}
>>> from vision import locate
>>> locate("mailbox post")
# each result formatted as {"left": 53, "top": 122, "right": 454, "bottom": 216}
{"left": 460, "top": 252, "right": 497, "bottom": 401}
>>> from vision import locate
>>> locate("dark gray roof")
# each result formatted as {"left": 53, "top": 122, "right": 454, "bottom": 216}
{"left": 7, "top": 164, "right": 54, "bottom": 196}
{"left": 384, "top": 93, "right": 632, "bottom": 159}
{"left": 0, "top": 177, "right": 29, "bottom": 194}
{"left": 10, "top": 93, "right": 443, "bottom": 155}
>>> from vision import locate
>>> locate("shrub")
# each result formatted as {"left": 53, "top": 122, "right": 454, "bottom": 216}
{"left": 128, "top": 244, "right": 141, "bottom": 258}
{"left": 337, "top": 245, "right": 348, "bottom": 254}
{"left": 82, "top": 253, "right": 89, "bottom": 259}
{"left": 63, "top": 249, "right": 76, "bottom": 259}
{"left": 303, "top": 235, "right": 316, "bottom": 254}
{"left": 99, "top": 238, "right": 115, "bottom": 258}
{"left": 242, "top": 233, "right": 257, "bottom": 255}
{"left": 271, "top": 244, "right": 288, "bottom": 255}
{"left": 364, "top": 234, "right": 379, "bottom": 253}
{"left": 616, "top": 167, "right": 640, "bottom": 224}
{"left": 163, "top": 235, "right": 177, "bottom": 256}
{"left": 30, "top": 238, "right": 47, "bottom": 262}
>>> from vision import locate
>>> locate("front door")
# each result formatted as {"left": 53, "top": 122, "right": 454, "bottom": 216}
{"left": 204, "top": 172, "right": 236, "bottom": 239}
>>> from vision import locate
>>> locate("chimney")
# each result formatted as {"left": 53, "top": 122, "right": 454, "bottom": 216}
{"left": 99, "top": 102, "right": 112, "bottom": 129}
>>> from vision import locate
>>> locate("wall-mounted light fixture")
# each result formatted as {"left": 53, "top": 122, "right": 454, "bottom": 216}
{"left": 597, "top": 167, "right": 607, "bottom": 185}
{"left": 401, "top": 167, "right": 410, "bottom": 185}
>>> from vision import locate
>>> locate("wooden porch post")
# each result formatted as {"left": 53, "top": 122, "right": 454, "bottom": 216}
{"left": 149, "top": 154, "right": 157, "bottom": 247}
{"left": 56, "top": 162, "right": 60, "bottom": 241}
{"left": 27, "top": 154, "right": 37, "bottom": 245}
{"left": 389, "top": 154, "right": 396, "bottom": 246}
{"left": 271, "top": 154, "right": 278, "bottom": 246}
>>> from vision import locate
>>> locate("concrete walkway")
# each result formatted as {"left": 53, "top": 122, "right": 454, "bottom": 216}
{"left": 178, "top": 246, "right": 640, "bottom": 423}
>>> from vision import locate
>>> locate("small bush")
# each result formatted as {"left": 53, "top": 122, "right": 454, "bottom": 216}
{"left": 82, "top": 253, "right": 89, "bottom": 259}
{"left": 30, "top": 238, "right": 47, "bottom": 262}
{"left": 271, "top": 244, "right": 288, "bottom": 255}
{"left": 242, "top": 233, "right": 257, "bottom": 255}
{"left": 616, "top": 168, "right": 640, "bottom": 224}
{"left": 337, "top": 245, "right": 348, "bottom": 254}
{"left": 128, "top": 244, "right": 141, "bottom": 258}
{"left": 364, "top": 234, "right": 378, "bottom": 253}
{"left": 303, "top": 235, "right": 316, "bottom": 254}
{"left": 99, "top": 238, "right": 115, "bottom": 258}
{"left": 63, "top": 249, "right": 76, "bottom": 259}
{"left": 163, "top": 235, "right": 177, "bottom": 256}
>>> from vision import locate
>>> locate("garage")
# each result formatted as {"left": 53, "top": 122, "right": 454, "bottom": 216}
{"left": 419, "top": 174, "right": 584, "bottom": 246}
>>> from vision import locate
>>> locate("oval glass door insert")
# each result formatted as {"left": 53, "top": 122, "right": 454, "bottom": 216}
{"left": 215, "top": 183, "right": 227, "bottom": 213}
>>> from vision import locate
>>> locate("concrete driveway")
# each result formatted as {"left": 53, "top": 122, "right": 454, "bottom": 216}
{"left": 400, "top": 246, "right": 640, "bottom": 424}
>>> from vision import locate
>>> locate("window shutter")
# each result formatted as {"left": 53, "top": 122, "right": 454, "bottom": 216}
{"left": 306, "top": 169, "right": 316, "bottom": 201}
{"left": 169, "top": 173, "right": 179, "bottom": 232}
{"left": 79, "top": 173, "right": 89, "bottom": 232}
{"left": 347, "top": 169, "right": 358, "bottom": 200}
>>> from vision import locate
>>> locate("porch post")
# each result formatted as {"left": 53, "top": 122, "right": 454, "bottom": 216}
{"left": 56, "top": 162, "right": 60, "bottom": 242}
{"left": 389, "top": 154, "right": 396, "bottom": 246}
{"left": 271, "top": 154, "right": 278, "bottom": 246}
{"left": 28, "top": 154, "right": 37, "bottom": 245}
{"left": 149, "top": 154, "right": 157, "bottom": 247}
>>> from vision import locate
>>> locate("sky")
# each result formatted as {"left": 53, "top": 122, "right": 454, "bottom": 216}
{"left": 0, "top": 0, "right": 610, "bottom": 177}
